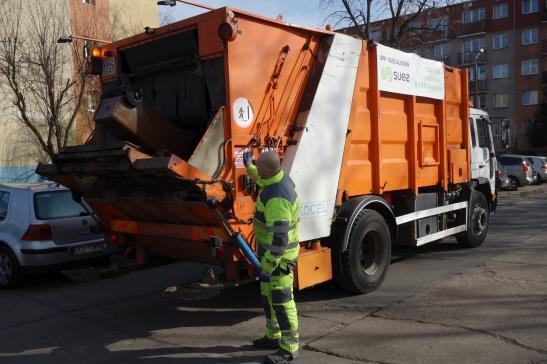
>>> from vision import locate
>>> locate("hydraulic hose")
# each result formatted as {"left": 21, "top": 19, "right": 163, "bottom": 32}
{"left": 233, "top": 233, "right": 260, "bottom": 270}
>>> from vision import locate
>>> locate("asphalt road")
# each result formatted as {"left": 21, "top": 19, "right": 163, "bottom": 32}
{"left": 0, "top": 185, "right": 546, "bottom": 364}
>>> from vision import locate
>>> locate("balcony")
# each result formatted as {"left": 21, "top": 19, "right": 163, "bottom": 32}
{"left": 433, "top": 55, "right": 451, "bottom": 64}
{"left": 458, "top": 50, "right": 488, "bottom": 65}
{"left": 469, "top": 79, "right": 488, "bottom": 93}
{"left": 542, "top": 72, "right": 547, "bottom": 94}
{"left": 457, "top": 20, "right": 486, "bottom": 37}
{"left": 543, "top": 8, "right": 547, "bottom": 23}
{"left": 542, "top": 40, "right": 547, "bottom": 54}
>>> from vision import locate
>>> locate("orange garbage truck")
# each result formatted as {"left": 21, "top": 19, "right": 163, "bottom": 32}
{"left": 37, "top": 6, "right": 496, "bottom": 293}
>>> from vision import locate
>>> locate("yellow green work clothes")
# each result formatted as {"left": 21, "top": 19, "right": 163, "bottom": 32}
{"left": 247, "top": 164, "right": 300, "bottom": 354}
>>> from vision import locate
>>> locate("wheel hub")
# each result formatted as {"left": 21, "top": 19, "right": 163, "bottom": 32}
{"left": 0, "top": 252, "right": 13, "bottom": 285}
{"left": 360, "top": 231, "right": 383, "bottom": 276}
{"left": 472, "top": 205, "right": 487, "bottom": 235}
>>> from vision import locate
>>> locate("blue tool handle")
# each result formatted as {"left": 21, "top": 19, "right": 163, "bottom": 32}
{"left": 234, "top": 233, "right": 261, "bottom": 270}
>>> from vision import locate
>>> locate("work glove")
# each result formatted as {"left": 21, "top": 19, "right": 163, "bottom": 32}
{"left": 256, "top": 266, "right": 271, "bottom": 283}
{"left": 243, "top": 151, "right": 253, "bottom": 167}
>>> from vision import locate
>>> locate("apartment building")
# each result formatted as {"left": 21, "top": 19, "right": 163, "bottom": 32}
{"left": 342, "top": 0, "right": 546, "bottom": 152}
{"left": 0, "top": 0, "right": 158, "bottom": 183}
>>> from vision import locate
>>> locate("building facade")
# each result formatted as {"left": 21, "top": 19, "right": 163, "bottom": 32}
{"left": 343, "top": 0, "right": 546, "bottom": 153}
{"left": 0, "top": 0, "right": 158, "bottom": 183}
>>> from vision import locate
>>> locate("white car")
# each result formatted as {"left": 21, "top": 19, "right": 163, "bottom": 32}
{"left": 0, "top": 183, "right": 117, "bottom": 288}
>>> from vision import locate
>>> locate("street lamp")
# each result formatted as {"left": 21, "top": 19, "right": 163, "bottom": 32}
{"left": 56, "top": 35, "right": 111, "bottom": 44}
{"left": 157, "top": 0, "right": 214, "bottom": 10}
{"left": 473, "top": 48, "right": 485, "bottom": 108}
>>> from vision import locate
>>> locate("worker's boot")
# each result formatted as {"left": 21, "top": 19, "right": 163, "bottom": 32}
{"left": 262, "top": 349, "right": 297, "bottom": 363}
{"left": 253, "top": 336, "right": 279, "bottom": 349}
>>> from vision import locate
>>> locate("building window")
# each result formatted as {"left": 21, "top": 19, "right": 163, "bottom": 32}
{"left": 370, "top": 29, "right": 383, "bottom": 42}
{"left": 409, "top": 20, "right": 421, "bottom": 37}
{"left": 522, "top": 0, "right": 539, "bottom": 13}
{"left": 463, "top": 8, "right": 485, "bottom": 23}
{"left": 493, "top": 4, "right": 509, "bottom": 19}
{"left": 433, "top": 43, "right": 448, "bottom": 57}
{"left": 83, "top": 0, "right": 95, "bottom": 5}
{"left": 522, "top": 90, "right": 538, "bottom": 105}
{"left": 463, "top": 37, "right": 485, "bottom": 52}
{"left": 493, "top": 93, "right": 509, "bottom": 108}
{"left": 492, "top": 33, "right": 509, "bottom": 49}
{"left": 429, "top": 16, "right": 448, "bottom": 38}
{"left": 522, "top": 28, "right": 538, "bottom": 45}
{"left": 492, "top": 64, "right": 509, "bottom": 79}
{"left": 521, "top": 59, "right": 539, "bottom": 75}
{"left": 469, "top": 65, "right": 487, "bottom": 80}
{"left": 472, "top": 94, "right": 487, "bottom": 109}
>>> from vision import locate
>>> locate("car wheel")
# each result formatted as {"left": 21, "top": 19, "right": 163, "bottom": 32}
{"left": 456, "top": 190, "right": 489, "bottom": 248}
{"left": 508, "top": 176, "right": 519, "bottom": 190}
{"left": 333, "top": 209, "right": 391, "bottom": 294}
{"left": 0, "top": 246, "right": 24, "bottom": 289}
{"left": 537, "top": 175, "right": 543, "bottom": 184}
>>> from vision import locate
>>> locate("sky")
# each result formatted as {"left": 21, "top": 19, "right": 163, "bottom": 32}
{"left": 160, "top": 0, "right": 332, "bottom": 29}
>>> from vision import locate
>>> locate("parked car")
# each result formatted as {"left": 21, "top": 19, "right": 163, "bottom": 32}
{"left": 0, "top": 183, "right": 116, "bottom": 288}
{"left": 496, "top": 161, "right": 515, "bottom": 190}
{"left": 497, "top": 154, "right": 534, "bottom": 187}
{"left": 526, "top": 155, "right": 547, "bottom": 184}
{"left": 525, "top": 157, "right": 540, "bottom": 184}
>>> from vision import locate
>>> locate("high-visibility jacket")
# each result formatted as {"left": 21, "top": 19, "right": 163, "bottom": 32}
{"left": 247, "top": 164, "right": 300, "bottom": 274}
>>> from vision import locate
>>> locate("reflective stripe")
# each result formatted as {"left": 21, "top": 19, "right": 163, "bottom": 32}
{"left": 281, "top": 329, "right": 299, "bottom": 338}
{"left": 280, "top": 338, "right": 299, "bottom": 345}
{"left": 253, "top": 218, "right": 297, "bottom": 233}
{"left": 257, "top": 241, "right": 299, "bottom": 254}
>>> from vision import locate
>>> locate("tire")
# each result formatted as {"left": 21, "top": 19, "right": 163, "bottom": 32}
{"left": 456, "top": 190, "right": 489, "bottom": 248}
{"left": 507, "top": 177, "right": 518, "bottom": 191}
{"left": 333, "top": 209, "right": 391, "bottom": 294}
{"left": 508, "top": 176, "right": 520, "bottom": 188}
{"left": 0, "top": 245, "right": 24, "bottom": 289}
{"left": 537, "top": 175, "right": 543, "bottom": 184}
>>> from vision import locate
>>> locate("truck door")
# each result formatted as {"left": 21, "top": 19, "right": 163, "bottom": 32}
{"left": 476, "top": 116, "right": 496, "bottom": 192}
{"left": 469, "top": 116, "right": 480, "bottom": 179}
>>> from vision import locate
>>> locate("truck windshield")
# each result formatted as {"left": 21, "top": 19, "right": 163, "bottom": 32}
{"left": 34, "top": 190, "right": 89, "bottom": 220}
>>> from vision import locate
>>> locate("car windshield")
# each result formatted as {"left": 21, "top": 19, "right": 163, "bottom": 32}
{"left": 497, "top": 156, "right": 520, "bottom": 165}
{"left": 34, "top": 190, "right": 88, "bottom": 220}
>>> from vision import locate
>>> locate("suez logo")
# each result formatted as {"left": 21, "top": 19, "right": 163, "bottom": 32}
{"left": 300, "top": 201, "right": 329, "bottom": 218}
{"left": 379, "top": 54, "right": 410, "bottom": 83}
{"left": 380, "top": 67, "right": 410, "bottom": 83}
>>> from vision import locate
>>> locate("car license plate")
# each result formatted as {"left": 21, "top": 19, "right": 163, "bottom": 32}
{"left": 71, "top": 243, "right": 105, "bottom": 256}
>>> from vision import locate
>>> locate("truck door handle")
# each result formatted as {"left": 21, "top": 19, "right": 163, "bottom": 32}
{"left": 479, "top": 164, "right": 485, "bottom": 169}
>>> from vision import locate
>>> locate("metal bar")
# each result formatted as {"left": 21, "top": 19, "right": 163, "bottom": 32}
{"left": 395, "top": 201, "right": 468, "bottom": 225}
{"left": 416, "top": 224, "right": 467, "bottom": 246}
{"left": 71, "top": 35, "right": 111, "bottom": 44}
{"left": 176, "top": 0, "right": 215, "bottom": 10}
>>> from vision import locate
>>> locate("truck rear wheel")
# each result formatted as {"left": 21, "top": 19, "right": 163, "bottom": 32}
{"left": 456, "top": 190, "right": 489, "bottom": 248}
{"left": 334, "top": 209, "right": 391, "bottom": 294}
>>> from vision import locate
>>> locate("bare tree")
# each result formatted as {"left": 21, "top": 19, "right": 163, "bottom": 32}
{"left": 323, "top": 0, "right": 453, "bottom": 48}
{"left": 0, "top": 0, "right": 93, "bottom": 164}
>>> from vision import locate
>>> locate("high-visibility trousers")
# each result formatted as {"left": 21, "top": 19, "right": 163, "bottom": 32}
{"left": 260, "top": 263, "right": 299, "bottom": 354}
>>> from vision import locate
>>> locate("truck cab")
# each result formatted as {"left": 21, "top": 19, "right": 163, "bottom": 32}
{"left": 469, "top": 108, "right": 496, "bottom": 212}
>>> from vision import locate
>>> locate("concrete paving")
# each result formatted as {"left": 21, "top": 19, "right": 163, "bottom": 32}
{"left": 0, "top": 185, "right": 546, "bottom": 363}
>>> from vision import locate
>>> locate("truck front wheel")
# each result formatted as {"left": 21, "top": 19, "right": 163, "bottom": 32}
{"left": 456, "top": 190, "right": 489, "bottom": 248}
{"left": 334, "top": 209, "right": 391, "bottom": 294}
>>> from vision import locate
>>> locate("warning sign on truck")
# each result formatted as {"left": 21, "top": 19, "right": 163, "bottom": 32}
{"left": 376, "top": 44, "right": 445, "bottom": 100}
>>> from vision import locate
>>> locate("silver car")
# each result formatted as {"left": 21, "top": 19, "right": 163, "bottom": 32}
{"left": 526, "top": 156, "right": 547, "bottom": 184}
{"left": 0, "top": 183, "right": 116, "bottom": 288}
{"left": 497, "top": 154, "right": 534, "bottom": 187}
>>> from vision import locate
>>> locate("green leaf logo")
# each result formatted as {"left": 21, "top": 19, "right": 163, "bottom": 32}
{"left": 381, "top": 66, "right": 392, "bottom": 82}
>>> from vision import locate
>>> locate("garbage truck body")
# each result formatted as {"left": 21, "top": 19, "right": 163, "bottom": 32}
{"left": 37, "top": 7, "right": 496, "bottom": 293}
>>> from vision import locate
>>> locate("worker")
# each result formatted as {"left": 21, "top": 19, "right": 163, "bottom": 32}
{"left": 243, "top": 150, "right": 301, "bottom": 364}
